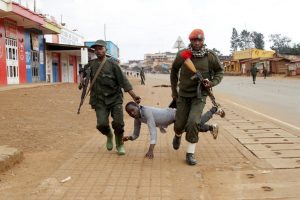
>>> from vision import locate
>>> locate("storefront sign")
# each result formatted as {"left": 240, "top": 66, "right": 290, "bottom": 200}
{"left": 26, "top": 51, "right": 31, "bottom": 64}
{"left": 40, "top": 51, "right": 44, "bottom": 64}
{"left": 4, "top": 21, "right": 17, "bottom": 39}
{"left": 30, "top": 33, "right": 39, "bottom": 51}
{"left": 19, "top": 43, "right": 25, "bottom": 61}
{"left": 59, "top": 28, "right": 84, "bottom": 46}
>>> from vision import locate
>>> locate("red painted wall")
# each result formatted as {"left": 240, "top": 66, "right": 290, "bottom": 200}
{"left": 0, "top": 19, "right": 7, "bottom": 85}
{"left": 69, "top": 56, "right": 77, "bottom": 83}
{"left": 17, "top": 26, "right": 26, "bottom": 83}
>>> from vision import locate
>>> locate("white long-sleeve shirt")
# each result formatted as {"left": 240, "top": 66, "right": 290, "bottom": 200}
{"left": 130, "top": 106, "right": 176, "bottom": 144}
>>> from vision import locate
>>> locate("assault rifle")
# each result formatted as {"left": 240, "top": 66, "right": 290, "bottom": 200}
{"left": 180, "top": 50, "right": 221, "bottom": 108}
{"left": 77, "top": 65, "right": 91, "bottom": 114}
{"left": 191, "top": 71, "right": 218, "bottom": 107}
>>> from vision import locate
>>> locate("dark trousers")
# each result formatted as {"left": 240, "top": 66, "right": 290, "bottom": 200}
{"left": 174, "top": 95, "right": 207, "bottom": 143}
{"left": 198, "top": 107, "right": 216, "bottom": 132}
{"left": 252, "top": 75, "right": 256, "bottom": 83}
{"left": 95, "top": 101, "right": 124, "bottom": 137}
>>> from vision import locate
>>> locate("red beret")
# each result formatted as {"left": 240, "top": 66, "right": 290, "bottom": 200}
{"left": 189, "top": 29, "right": 205, "bottom": 40}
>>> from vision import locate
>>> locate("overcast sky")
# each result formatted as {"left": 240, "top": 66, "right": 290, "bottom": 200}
{"left": 36, "top": 0, "right": 299, "bottom": 62}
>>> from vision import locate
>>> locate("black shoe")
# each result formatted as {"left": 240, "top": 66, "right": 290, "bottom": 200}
{"left": 186, "top": 153, "right": 197, "bottom": 165}
{"left": 172, "top": 135, "right": 181, "bottom": 150}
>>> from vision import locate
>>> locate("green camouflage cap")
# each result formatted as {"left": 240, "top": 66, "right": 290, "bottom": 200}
{"left": 91, "top": 39, "right": 107, "bottom": 48}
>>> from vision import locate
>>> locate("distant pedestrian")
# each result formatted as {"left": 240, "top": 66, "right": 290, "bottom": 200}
{"left": 263, "top": 67, "right": 267, "bottom": 79}
{"left": 136, "top": 72, "right": 139, "bottom": 78}
{"left": 250, "top": 65, "right": 258, "bottom": 84}
{"left": 140, "top": 67, "right": 146, "bottom": 85}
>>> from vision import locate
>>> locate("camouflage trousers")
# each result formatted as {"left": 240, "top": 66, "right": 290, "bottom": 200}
{"left": 174, "top": 95, "right": 207, "bottom": 143}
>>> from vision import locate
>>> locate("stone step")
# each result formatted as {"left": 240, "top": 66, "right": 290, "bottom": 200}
{"left": 0, "top": 146, "right": 23, "bottom": 173}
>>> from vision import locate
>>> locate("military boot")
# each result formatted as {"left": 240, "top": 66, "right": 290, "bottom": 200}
{"left": 106, "top": 132, "right": 113, "bottom": 151}
{"left": 172, "top": 135, "right": 181, "bottom": 150}
{"left": 186, "top": 153, "right": 197, "bottom": 165}
{"left": 115, "top": 134, "right": 126, "bottom": 155}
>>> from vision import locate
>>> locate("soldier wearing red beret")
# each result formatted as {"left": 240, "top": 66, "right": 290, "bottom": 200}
{"left": 170, "top": 29, "right": 224, "bottom": 165}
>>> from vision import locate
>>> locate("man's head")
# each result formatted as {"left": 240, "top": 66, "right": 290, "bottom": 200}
{"left": 125, "top": 101, "right": 141, "bottom": 119}
{"left": 189, "top": 29, "right": 205, "bottom": 51}
{"left": 91, "top": 40, "right": 107, "bottom": 59}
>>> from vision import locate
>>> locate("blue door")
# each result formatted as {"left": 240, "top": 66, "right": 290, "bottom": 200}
{"left": 52, "top": 62, "right": 59, "bottom": 82}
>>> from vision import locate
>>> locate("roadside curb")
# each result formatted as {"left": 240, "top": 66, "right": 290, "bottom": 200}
{"left": 0, "top": 82, "right": 63, "bottom": 92}
{"left": 0, "top": 146, "right": 23, "bottom": 173}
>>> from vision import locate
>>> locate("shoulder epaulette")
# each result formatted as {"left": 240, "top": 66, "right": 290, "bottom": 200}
{"left": 207, "top": 49, "right": 218, "bottom": 57}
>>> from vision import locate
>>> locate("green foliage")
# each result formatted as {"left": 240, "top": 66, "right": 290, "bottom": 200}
{"left": 268, "top": 34, "right": 300, "bottom": 55}
{"left": 269, "top": 34, "right": 291, "bottom": 51}
{"left": 230, "top": 28, "right": 265, "bottom": 52}
{"left": 239, "top": 30, "right": 253, "bottom": 50}
{"left": 251, "top": 32, "right": 265, "bottom": 49}
{"left": 230, "top": 28, "right": 239, "bottom": 52}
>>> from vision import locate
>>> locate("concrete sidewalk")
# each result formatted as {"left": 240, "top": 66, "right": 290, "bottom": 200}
{"left": 22, "top": 77, "right": 300, "bottom": 200}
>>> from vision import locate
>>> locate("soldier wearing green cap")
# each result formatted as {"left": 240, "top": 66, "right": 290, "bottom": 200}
{"left": 80, "top": 39, "right": 141, "bottom": 155}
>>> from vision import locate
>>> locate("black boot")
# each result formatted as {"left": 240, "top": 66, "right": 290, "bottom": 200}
{"left": 172, "top": 135, "right": 181, "bottom": 150}
{"left": 186, "top": 153, "right": 197, "bottom": 165}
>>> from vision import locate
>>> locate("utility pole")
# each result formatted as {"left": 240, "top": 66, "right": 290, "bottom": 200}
{"left": 104, "top": 24, "right": 106, "bottom": 41}
{"left": 34, "top": 0, "right": 36, "bottom": 12}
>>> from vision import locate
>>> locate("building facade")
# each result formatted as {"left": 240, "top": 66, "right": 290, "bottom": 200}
{"left": 45, "top": 27, "right": 87, "bottom": 83}
{"left": 225, "top": 48, "right": 275, "bottom": 75}
{"left": 0, "top": 0, "right": 60, "bottom": 85}
{"left": 143, "top": 52, "right": 176, "bottom": 72}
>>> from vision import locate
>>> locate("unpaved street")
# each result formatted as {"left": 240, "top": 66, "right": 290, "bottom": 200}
{"left": 0, "top": 76, "right": 300, "bottom": 200}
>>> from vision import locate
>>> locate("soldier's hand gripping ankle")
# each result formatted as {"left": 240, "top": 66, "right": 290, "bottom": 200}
{"left": 122, "top": 136, "right": 133, "bottom": 142}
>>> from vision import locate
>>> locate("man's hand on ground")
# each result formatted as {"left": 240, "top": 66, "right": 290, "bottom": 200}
{"left": 145, "top": 144, "right": 155, "bottom": 159}
{"left": 122, "top": 136, "right": 132, "bottom": 142}
{"left": 145, "top": 150, "right": 154, "bottom": 159}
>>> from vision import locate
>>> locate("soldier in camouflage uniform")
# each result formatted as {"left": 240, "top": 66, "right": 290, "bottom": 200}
{"left": 81, "top": 40, "right": 141, "bottom": 155}
{"left": 170, "top": 29, "right": 224, "bottom": 165}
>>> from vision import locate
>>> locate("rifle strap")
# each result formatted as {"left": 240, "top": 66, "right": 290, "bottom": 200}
{"left": 83, "top": 56, "right": 107, "bottom": 103}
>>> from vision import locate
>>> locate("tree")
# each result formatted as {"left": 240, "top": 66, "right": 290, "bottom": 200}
{"left": 239, "top": 30, "right": 253, "bottom": 50}
{"left": 211, "top": 48, "right": 223, "bottom": 56}
{"left": 269, "top": 34, "right": 291, "bottom": 53}
{"left": 251, "top": 31, "right": 265, "bottom": 49}
{"left": 230, "top": 28, "right": 239, "bottom": 52}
